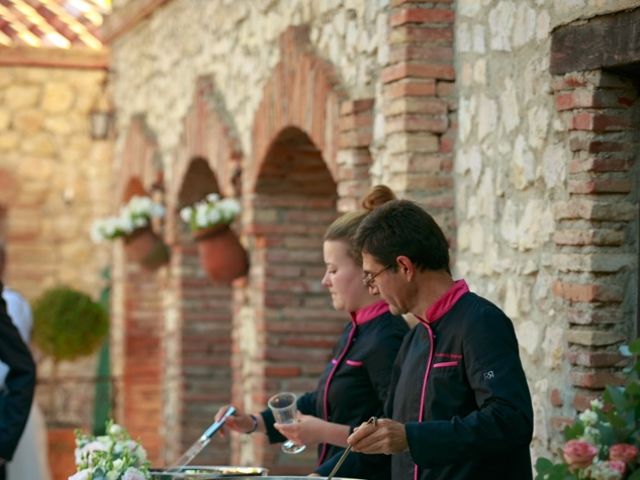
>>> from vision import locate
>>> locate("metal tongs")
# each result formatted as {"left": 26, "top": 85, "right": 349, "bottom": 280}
{"left": 167, "top": 406, "right": 236, "bottom": 471}
{"left": 326, "top": 416, "right": 378, "bottom": 480}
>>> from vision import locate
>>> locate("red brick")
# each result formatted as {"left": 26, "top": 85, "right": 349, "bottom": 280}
{"left": 389, "top": 45, "right": 453, "bottom": 63}
{"left": 550, "top": 389, "right": 564, "bottom": 407}
{"left": 336, "top": 149, "right": 372, "bottom": 168}
{"left": 385, "top": 79, "right": 437, "bottom": 98}
{"left": 386, "top": 114, "right": 448, "bottom": 133}
{"left": 569, "top": 136, "right": 628, "bottom": 153}
{"left": 552, "top": 73, "right": 590, "bottom": 91}
{"left": 389, "top": 26, "right": 454, "bottom": 45}
{"left": 390, "top": 8, "right": 454, "bottom": 27}
{"left": 436, "top": 80, "right": 455, "bottom": 97}
{"left": 554, "top": 198, "right": 637, "bottom": 221}
{"left": 265, "top": 366, "right": 302, "bottom": 378}
{"left": 556, "top": 90, "right": 594, "bottom": 111}
{"left": 439, "top": 131, "right": 455, "bottom": 153}
{"left": 338, "top": 128, "right": 373, "bottom": 148}
{"left": 571, "top": 112, "right": 632, "bottom": 132}
{"left": 552, "top": 280, "right": 623, "bottom": 303}
{"left": 553, "top": 229, "right": 625, "bottom": 246}
{"left": 567, "top": 350, "right": 627, "bottom": 367}
{"left": 568, "top": 178, "right": 632, "bottom": 194}
{"left": 572, "top": 391, "right": 603, "bottom": 411}
{"left": 385, "top": 96, "right": 448, "bottom": 115}
{"left": 570, "top": 370, "right": 624, "bottom": 389}
{"left": 382, "top": 63, "right": 455, "bottom": 83}
{"left": 339, "top": 112, "right": 373, "bottom": 131}
{"left": 568, "top": 156, "right": 633, "bottom": 173}
{"left": 339, "top": 99, "right": 374, "bottom": 115}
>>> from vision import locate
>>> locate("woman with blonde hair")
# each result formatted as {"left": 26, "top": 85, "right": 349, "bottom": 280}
{"left": 217, "top": 186, "right": 407, "bottom": 479}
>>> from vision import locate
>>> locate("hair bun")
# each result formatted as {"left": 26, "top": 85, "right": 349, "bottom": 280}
{"left": 361, "top": 185, "right": 397, "bottom": 212}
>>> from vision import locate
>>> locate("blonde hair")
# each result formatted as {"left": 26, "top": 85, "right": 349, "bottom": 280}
{"left": 324, "top": 185, "right": 396, "bottom": 264}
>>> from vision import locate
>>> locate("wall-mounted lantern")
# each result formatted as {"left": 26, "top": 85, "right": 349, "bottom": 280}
{"left": 90, "top": 80, "right": 114, "bottom": 140}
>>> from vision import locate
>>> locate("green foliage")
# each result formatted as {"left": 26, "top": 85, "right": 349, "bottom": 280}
{"left": 535, "top": 338, "right": 640, "bottom": 480}
{"left": 32, "top": 286, "right": 108, "bottom": 362}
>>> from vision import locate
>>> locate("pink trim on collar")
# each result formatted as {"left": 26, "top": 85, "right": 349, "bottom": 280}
{"left": 350, "top": 300, "right": 389, "bottom": 325}
{"left": 425, "top": 279, "right": 469, "bottom": 323}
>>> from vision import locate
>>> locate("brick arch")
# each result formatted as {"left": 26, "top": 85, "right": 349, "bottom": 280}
{"left": 162, "top": 76, "right": 243, "bottom": 465}
{"left": 248, "top": 25, "right": 346, "bottom": 193}
{"left": 115, "top": 116, "right": 160, "bottom": 204}
{"left": 246, "top": 125, "right": 342, "bottom": 474}
{"left": 166, "top": 76, "right": 243, "bottom": 243}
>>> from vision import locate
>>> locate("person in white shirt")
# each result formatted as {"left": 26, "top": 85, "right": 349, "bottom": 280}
{"left": 0, "top": 243, "right": 51, "bottom": 480}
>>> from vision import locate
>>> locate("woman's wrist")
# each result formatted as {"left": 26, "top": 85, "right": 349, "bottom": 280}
{"left": 245, "top": 414, "right": 259, "bottom": 434}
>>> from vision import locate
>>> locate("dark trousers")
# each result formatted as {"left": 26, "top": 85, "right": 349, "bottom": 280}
{"left": 0, "top": 462, "right": 6, "bottom": 480}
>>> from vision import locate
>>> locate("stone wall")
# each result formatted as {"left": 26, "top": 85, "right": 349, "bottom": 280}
{"left": 105, "top": 0, "right": 639, "bottom": 471}
{"left": 454, "top": 0, "right": 639, "bottom": 460}
{"left": 0, "top": 65, "right": 112, "bottom": 427}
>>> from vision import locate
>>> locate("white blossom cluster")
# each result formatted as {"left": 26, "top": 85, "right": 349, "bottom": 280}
{"left": 179, "top": 193, "right": 241, "bottom": 232}
{"left": 90, "top": 196, "right": 165, "bottom": 243}
{"left": 70, "top": 421, "right": 149, "bottom": 480}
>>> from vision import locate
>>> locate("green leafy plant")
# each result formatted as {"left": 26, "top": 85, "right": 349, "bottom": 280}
{"left": 536, "top": 338, "right": 640, "bottom": 480}
{"left": 32, "top": 286, "right": 108, "bottom": 363}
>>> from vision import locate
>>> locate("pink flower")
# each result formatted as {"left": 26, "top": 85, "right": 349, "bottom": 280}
{"left": 609, "top": 443, "right": 639, "bottom": 464}
{"left": 563, "top": 439, "right": 598, "bottom": 469}
{"left": 606, "top": 460, "right": 626, "bottom": 474}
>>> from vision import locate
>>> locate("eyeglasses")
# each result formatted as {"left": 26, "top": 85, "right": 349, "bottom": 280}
{"left": 362, "top": 265, "right": 391, "bottom": 288}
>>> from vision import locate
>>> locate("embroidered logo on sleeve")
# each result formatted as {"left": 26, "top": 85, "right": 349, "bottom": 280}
{"left": 483, "top": 370, "right": 495, "bottom": 380}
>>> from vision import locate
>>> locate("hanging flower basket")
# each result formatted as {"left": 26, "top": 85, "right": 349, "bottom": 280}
{"left": 124, "top": 227, "right": 170, "bottom": 270}
{"left": 90, "top": 195, "right": 170, "bottom": 270}
{"left": 193, "top": 224, "right": 248, "bottom": 283}
{"left": 180, "top": 193, "right": 249, "bottom": 283}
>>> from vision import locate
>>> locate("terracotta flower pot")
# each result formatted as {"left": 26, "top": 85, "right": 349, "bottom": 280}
{"left": 124, "top": 227, "right": 170, "bottom": 270}
{"left": 194, "top": 224, "right": 249, "bottom": 283}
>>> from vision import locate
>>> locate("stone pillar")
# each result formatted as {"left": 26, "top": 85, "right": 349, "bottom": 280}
{"left": 550, "top": 70, "right": 638, "bottom": 423}
{"left": 337, "top": 99, "right": 374, "bottom": 212}
{"left": 383, "top": 0, "right": 456, "bottom": 236}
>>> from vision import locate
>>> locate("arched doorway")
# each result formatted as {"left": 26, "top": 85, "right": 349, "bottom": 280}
{"left": 251, "top": 127, "right": 340, "bottom": 473}
{"left": 169, "top": 157, "right": 233, "bottom": 466}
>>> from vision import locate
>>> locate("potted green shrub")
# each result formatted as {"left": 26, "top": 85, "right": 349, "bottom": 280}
{"left": 32, "top": 286, "right": 109, "bottom": 480}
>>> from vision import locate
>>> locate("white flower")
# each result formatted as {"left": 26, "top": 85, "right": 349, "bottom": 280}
{"left": 582, "top": 426, "right": 600, "bottom": 445}
{"left": 68, "top": 468, "right": 92, "bottom": 480}
{"left": 579, "top": 409, "right": 598, "bottom": 426}
{"left": 590, "top": 398, "right": 604, "bottom": 410}
{"left": 89, "top": 195, "right": 165, "bottom": 243}
{"left": 180, "top": 193, "right": 240, "bottom": 232}
{"left": 123, "top": 467, "right": 147, "bottom": 480}
{"left": 179, "top": 206, "right": 192, "bottom": 223}
{"left": 108, "top": 423, "right": 124, "bottom": 436}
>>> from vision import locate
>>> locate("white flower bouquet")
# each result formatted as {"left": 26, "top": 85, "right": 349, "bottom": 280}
{"left": 70, "top": 421, "right": 150, "bottom": 480}
{"left": 179, "top": 193, "right": 241, "bottom": 233}
{"left": 91, "top": 196, "right": 165, "bottom": 243}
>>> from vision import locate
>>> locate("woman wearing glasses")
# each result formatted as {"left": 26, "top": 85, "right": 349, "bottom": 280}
{"left": 217, "top": 185, "right": 408, "bottom": 479}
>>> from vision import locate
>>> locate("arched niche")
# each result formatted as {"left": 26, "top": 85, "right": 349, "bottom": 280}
{"left": 112, "top": 117, "right": 165, "bottom": 465}
{"left": 250, "top": 127, "right": 341, "bottom": 473}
